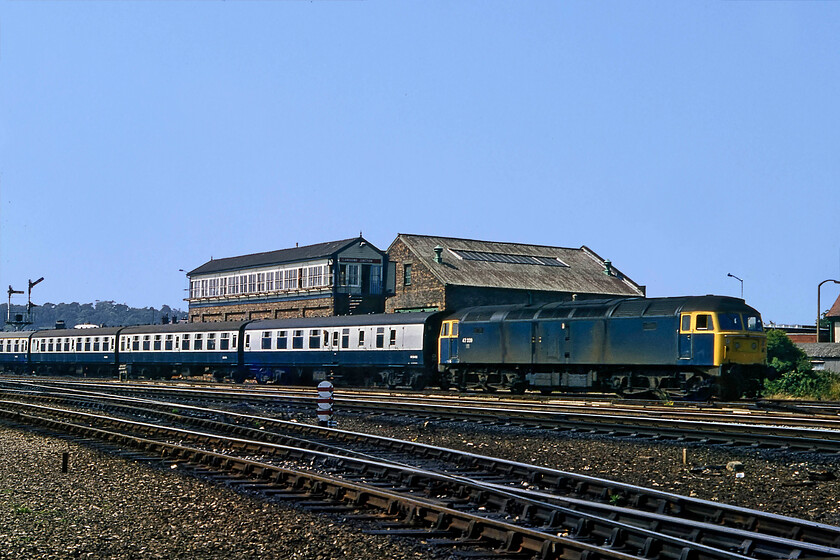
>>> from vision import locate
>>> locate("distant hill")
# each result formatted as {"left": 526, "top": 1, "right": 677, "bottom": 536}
{"left": 1, "top": 301, "right": 188, "bottom": 330}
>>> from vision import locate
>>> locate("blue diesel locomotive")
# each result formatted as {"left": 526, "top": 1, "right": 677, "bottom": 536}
{"left": 439, "top": 295, "right": 766, "bottom": 398}
{"left": 0, "top": 295, "right": 767, "bottom": 398}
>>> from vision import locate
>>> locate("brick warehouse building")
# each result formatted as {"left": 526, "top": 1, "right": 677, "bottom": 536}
{"left": 186, "top": 237, "right": 387, "bottom": 322}
{"left": 385, "top": 234, "right": 645, "bottom": 313}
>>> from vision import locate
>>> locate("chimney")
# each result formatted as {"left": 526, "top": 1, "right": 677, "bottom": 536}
{"left": 603, "top": 260, "right": 613, "bottom": 276}
{"left": 433, "top": 246, "right": 443, "bottom": 263}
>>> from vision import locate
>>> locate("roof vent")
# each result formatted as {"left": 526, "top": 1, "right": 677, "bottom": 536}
{"left": 603, "top": 259, "right": 613, "bottom": 276}
{"left": 433, "top": 246, "right": 443, "bottom": 263}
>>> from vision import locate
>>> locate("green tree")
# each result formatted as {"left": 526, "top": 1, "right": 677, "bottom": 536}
{"left": 763, "top": 329, "right": 839, "bottom": 399}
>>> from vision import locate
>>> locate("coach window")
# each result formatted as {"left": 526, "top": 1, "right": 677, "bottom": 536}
{"left": 165, "top": 335, "right": 174, "bottom": 351}
{"left": 182, "top": 334, "right": 190, "bottom": 351}
{"left": 93, "top": 338, "right": 100, "bottom": 352}
{"left": 389, "top": 329, "right": 397, "bottom": 347}
{"left": 130, "top": 336, "right": 138, "bottom": 351}
{"left": 219, "top": 333, "right": 229, "bottom": 351}
{"left": 358, "top": 330, "right": 365, "bottom": 348}
{"left": 47, "top": 339, "right": 53, "bottom": 352}
{"left": 276, "top": 331, "right": 287, "bottom": 350}
{"left": 293, "top": 330, "right": 304, "bottom": 349}
{"left": 194, "top": 334, "right": 203, "bottom": 350}
{"left": 695, "top": 314, "right": 712, "bottom": 331}
{"left": 64, "top": 339, "right": 71, "bottom": 352}
{"left": 205, "top": 333, "right": 215, "bottom": 350}
{"left": 309, "top": 329, "right": 320, "bottom": 349}
{"left": 323, "top": 330, "right": 329, "bottom": 348}
{"left": 261, "top": 331, "right": 272, "bottom": 350}
{"left": 154, "top": 335, "right": 162, "bottom": 351}
{"left": 375, "top": 327, "right": 385, "bottom": 349}
{"left": 142, "top": 336, "right": 151, "bottom": 351}
{"left": 103, "top": 339, "right": 110, "bottom": 352}
{"left": 13, "top": 340, "right": 19, "bottom": 353}
{"left": 341, "top": 329, "right": 349, "bottom": 349}
{"left": 120, "top": 338, "right": 126, "bottom": 352}
{"left": 332, "top": 331, "right": 339, "bottom": 348}
{"left": 84, "top": 338, "right": 91, "bottom": 352}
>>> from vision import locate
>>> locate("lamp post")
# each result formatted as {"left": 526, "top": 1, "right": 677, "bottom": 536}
{"left": 817, "top": 279, "right": 840, "bottom": 342}
{"left": 727, "top": 273, "right": 743, "bottom": 299}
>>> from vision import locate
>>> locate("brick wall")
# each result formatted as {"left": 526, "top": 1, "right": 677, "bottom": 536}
{"left": 189, "top": 297, "right": 334, "bottom": 323}
{"left": 385, "top": 238, "right": 445, "bottom": 312}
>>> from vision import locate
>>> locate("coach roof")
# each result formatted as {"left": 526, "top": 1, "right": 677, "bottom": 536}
{"left": 188, "top": 237, "right": 376, "bottom": 276}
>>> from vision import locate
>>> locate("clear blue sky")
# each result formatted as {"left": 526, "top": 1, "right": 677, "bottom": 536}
{"left": 1, "top": 2, "right": 838, "bottom": 325}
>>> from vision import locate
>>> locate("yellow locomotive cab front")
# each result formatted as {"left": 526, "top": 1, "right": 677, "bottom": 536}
{"left": 715, "top": 311, "right": 766, "bottom": 366}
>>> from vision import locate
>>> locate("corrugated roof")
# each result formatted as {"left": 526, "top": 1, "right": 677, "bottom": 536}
{"left": 188, "top": 237, "right": 366, "bottom": 276}
{"left": 798, "top": 343, "right": 840, "bottom": 359}
{"left": 391, "top": 234, "right": 645, "bottom": 296}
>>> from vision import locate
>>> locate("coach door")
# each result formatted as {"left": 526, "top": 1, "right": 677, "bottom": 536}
{"left": 326, "top": 329, "right": 340, "bottom": 364}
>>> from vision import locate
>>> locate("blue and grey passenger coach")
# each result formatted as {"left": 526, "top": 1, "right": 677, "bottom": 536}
{"left": 242, "top": 312, "right": 440, "bottom": 388}
{"left": 28, "top": 326, "right": 121, "bottom": 376}
{"left": 118, "top": 321, "right": 246, "bottom": 380}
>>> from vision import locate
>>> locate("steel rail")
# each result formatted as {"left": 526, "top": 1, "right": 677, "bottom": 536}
{"left": 14, "top": 379, "right": 840, "bottom": 433}
{"left": 1, "top": 389, "right": 839, "bottom": 557}
{"left": 0, "top": 404, "right": 749, "bottom": 560}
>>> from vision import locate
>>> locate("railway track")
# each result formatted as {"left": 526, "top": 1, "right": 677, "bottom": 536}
{"left": 0, "top": 384, "right": 838, "bottom": 558}
{"left": 6, "top": 379, "right": 840, "bottom": 454}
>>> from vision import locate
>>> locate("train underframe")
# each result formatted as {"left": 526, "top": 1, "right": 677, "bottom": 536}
{"left": 249, "top": 365, "right": 430, "bottom": 390}
{"left": 438, "top": 363, "right": 754, "bottom": 400}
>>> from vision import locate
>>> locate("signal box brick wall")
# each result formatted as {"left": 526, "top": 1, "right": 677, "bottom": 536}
{"left": 189, "top": 298, "right": 333, "bottom": 323}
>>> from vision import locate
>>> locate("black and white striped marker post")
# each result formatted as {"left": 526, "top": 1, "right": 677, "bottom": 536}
{"left": 316, "top": 381, "right": 335, "bottom": 427}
